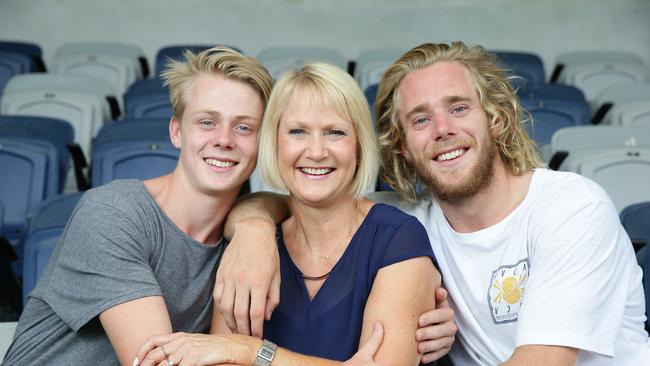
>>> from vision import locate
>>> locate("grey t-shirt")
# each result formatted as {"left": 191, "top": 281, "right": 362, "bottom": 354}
{"left": 4, "top": 180, "right": 223, "bottom": 365}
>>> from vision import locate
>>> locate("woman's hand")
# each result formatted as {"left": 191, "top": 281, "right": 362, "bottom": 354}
{"left": 133, "top": 332, "right": 258, "bottom": 366}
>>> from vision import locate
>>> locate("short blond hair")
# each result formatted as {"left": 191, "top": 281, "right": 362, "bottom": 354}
{"left": 161, "top": 46, "right": 273, "bottom": 119}
{"left": 376, "top": 42, "right": 544, "bottom": 202}
{"left": 258, "top": 62, "right": 378, "bottom": 198}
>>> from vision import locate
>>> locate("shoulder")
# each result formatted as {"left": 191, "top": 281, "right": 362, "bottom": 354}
{"left": 531, "top": 169, "right": 613, "bottom": 207}
{"left": 366, "top": 203, "right": 426, "bottom": 230}
{"left": 78, "top": 180, "right": 152, "bottom": 213}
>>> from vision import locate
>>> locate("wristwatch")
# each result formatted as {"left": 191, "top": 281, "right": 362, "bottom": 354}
{"left": 253, "top": 339, "right": 277, "bottom": 366}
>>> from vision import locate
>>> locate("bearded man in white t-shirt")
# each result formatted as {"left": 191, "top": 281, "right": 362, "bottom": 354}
{"left": 216, "top": 42, "right": 649, "bottom": 366}
{"left": 369, "top": 41, "right": 650, "bottom": 365}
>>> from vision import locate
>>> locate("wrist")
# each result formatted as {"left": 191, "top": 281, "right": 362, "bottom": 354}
{"left": 232, "top": 217, "right": 276, "bottom": 240}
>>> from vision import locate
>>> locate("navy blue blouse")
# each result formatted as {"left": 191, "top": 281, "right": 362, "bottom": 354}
{"left": 263, "top": 203, "right": 437, "bottom": 361}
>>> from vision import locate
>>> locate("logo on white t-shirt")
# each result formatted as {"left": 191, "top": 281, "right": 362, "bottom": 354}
{"left": 488, "top": 258, "right": 529, "bottom": 324}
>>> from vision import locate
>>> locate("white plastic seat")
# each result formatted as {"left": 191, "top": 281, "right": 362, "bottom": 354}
{"left": 559, "top": 147, "right": 650, "bottom": 212}
{"left": 551, "top": 126, "right": 650, "bottom": 155}
{"left": 0, "top": 322, "right": 18, "bottom": 360}
{"left": 1, "top": 90, "right": 103, "bottom": 155}
{"left": 258, "top": 46, "right": 346, "bottom": 79}
{"left": 50, "top": 53, "right": 136, "bottom": 102}
{"left": 54, "top": 42, "right": 146, "bottom": 79}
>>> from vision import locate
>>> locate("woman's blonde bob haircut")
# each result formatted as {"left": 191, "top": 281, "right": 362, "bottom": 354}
{"left": 376, "top": 41, "right": 544, "bottom": 202}
{"left": 258, "top": 62, "right": 378, "bottom": 198}
{"left": 161, "top": 46, "right": 273, "bottom": 119}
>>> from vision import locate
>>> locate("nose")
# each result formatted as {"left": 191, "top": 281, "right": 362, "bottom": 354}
{"left": 306, "top": 133, "right": 328, "bottom": 161}
{"left": 432, "top": 110, "right": 456, "bottom": 141}
{"left": 212, "top": 125, "right": 234, "bottom": 149}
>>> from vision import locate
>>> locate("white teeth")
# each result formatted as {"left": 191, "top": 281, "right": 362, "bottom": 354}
{"left": 300, "top": 167, "right": 332, "bottom": 175}
{"left": 205, "top": 158, "right": 235, "bottom": 168}
{"left": 436, "top": 149, "right": 464, "bottom": 161}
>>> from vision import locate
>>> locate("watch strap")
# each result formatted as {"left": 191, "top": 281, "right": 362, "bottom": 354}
{"left": 253, "top": 339, "right": 277, "bottom": 366}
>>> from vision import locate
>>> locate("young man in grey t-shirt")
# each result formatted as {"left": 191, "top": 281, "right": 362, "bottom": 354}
{"left": 3, "top": 47, "right": 273, "bottom": 366}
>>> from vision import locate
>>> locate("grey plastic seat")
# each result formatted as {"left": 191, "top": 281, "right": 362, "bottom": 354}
{"left": 593, "top": 84, "right": 650, "bottom": 125}
{"left": 54, "top": 42, "right": 148, "bottom": 78}
{"left": 258, "top": 46, "right": 346, "bottom": 79}
{"left": 355, "top": 48, "right": 407, "bottom": 91}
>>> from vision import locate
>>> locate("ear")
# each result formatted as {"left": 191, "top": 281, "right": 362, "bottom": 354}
{"left": 169, "top": 116, "right": 182, "bottom": 148}
{"left": 400, "top": 140, "right": 411, "bottom": 161}
{"left": 489, "top": 115, "right": 502, "bottom": 138}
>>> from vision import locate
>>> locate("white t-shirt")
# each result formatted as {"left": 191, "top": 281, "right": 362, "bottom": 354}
{"left": 372, "top": 169, "right": 650, "bottom": 365}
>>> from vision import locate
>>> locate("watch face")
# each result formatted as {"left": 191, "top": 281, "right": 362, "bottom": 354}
{"left": 260, "top": 347, "right": 274, "bottom": 361}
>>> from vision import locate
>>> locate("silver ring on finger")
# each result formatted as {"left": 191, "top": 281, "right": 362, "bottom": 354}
{"left": 167, "top": 357, "right": 175, "bottom": 366}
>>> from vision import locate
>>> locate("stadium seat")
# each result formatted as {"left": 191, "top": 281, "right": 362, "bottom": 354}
{"left": 93, "top": 118, "right": 170, "bottom": 146}
{"left": 54, "top": 41, "right": 149, "bottom": 79}
{"left": 517, "top": 83, "right": 587, "bottom": 104}
{"left": 155, "top": 45, "right": 240, "bottom": 76}
{"left": 551, "top": 126, "right": 650, "bottom": 156}
{"left": 22, "top": 192, "right": 83, "bottom": 305}
{"left": 0, "top": 116, "right": 74, "bottom": 193}
{"left": 493, "top": 51, "right": 545, "bottom": 86}
{"left": 50, "top": 53, "right": 138, "bottom": 103}
{"left": 127, "top": 94, "right": 172, "bottom": 119}
{"left": 91, "top": 140, "right": 179, "bottom": 187}
{"left": 258, "top": 46, "right": 346, "bottom": 79}
{"left": 0, "top": 138, "right": 49, "bottom": 273}
{"left": 552, "top": 51, "right": 649, "bottom": 103}
{"left": 355, "top": 48, "right": 407, "bottom": 91}
{"left": 592, "top": 83, "right": 650, "bottom": 125}
{"left": 0, "top": 41, "right": 46, "bottom": 72}
{"left": 3, "top": 73, "right": 119, "bottom": 121}
{"left": 1, "top": 89, "right": 104, "bottom": 159}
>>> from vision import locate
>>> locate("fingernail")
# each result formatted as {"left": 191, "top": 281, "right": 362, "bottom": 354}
{"left": 132, "top": 357, "right": 139, "bottom": 366}
{"left": 374, "top": 322, "right": 380, "bottom": 331}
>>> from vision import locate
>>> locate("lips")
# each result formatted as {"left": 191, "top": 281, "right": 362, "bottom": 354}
{"left": 204, "top": 158, "right": 237, "bottom": 168}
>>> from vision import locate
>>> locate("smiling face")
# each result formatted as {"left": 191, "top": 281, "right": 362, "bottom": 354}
{"left": 277, "top": 90, "right": 358, "bottom": 206}
{"left": 170, "top": 73, "right": 264, "bottom": 196}
{"left": 398, "top": 61, "right": 499, "bottom": 202}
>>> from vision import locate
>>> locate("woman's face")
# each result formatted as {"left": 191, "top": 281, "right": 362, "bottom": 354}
{"left": 276, "top": 92, "right": 358, "bottom": 206}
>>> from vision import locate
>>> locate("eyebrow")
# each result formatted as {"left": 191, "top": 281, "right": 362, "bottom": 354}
{"left": 404, "top": 95, "right": 473, "bottom": 120}
{"left": 193, "top": 110, "right": 261, "bottom": 122}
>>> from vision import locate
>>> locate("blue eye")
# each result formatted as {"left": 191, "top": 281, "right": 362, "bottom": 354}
{"left": 414, "top": 117, "right": 430, "bottom": 125}
{"left": 451, "top": 105, "right": 468, "bottom": 114}
{"left": 200, "top": 120, "right": 215, "bottom": 128}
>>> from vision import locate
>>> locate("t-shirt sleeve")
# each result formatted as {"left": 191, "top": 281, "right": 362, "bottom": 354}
{"left": 379, "top": 214, "right": 438, "bottom": 271}
{"left": 516, "top": 195, "right": 638, "bottom": 357}
{"left": 37, "top": 198, "right": 163, "bottom": 332}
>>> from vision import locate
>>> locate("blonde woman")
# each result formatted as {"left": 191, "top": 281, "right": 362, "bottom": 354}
{"left": 135, "top": 63, "right": 440, "bottom": 365}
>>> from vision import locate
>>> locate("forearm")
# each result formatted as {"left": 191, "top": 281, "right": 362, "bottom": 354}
{"left": 224, "top": 192, "right": 290, "bottom": 240}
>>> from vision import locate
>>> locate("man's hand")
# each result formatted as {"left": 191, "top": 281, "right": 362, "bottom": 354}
{"left": 416, "top": 287, "right": 457, "bottom": 363}
{"left": 214, "top": 217, "right": 280, "bottom": 337}
{"left": 343, "top": 322, "right": 384, "bottom": 366}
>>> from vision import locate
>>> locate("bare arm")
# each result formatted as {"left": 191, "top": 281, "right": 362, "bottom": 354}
{"left": 216, "top": 192, "right": 290, "bottom": 337}
{"left": 500, "top": 345, "right": 579, "bottom": 366}
{"left": 361, "top": 257, "right": 439, "bottom": 365}
{"left": 100, "top": 296, "right": 172, "bottom": 366}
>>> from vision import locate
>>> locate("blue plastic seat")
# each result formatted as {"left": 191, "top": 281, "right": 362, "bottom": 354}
{"left": 0, "top": 138, "right": 49, "bottom": 274}
{"left": 0, "top": 116, "right": 74, "bottom": 192}
{"left": 93, "top": 118, "right": 170, "bottom": 146}
{"left": 494, "top": 51, "right": 546, "bottom": 86}
{"left": 522, "top": 97, "right": 591, "bottom": 149}
{"left": 22, "top": 192, "right": 83, "bottom": 305}
{"left": 156, "top": 45, "right": 240, "bottom": 76}
{"left": 517, "top": 83, "right": 587, "bottom": 104}
{"left": 91, "top": 139, "right": 179, "bottom": 187}
{"left": 0, "top": 41, "right": 45, "bottom": 72}
{"left": 126, "top": 94, "right": 172, "bottom": 119}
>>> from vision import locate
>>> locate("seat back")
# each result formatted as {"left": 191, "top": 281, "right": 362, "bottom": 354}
{"left": 258, "top": 46, "right": 346, "bottom": 79}
{"left": 355, "top": 48, "right": 407, "bottom": 91}
{"left": 0, "top": 138, "right": 48, "bottom": 258}
{"left": 0, "top": 40, "right": 45, "bottom": 72}
{"left": 494, "top": 51, "right": 545, "bottom": 84}
{"left": 127, "top": 94, "right": 173, "bottom": 119}
{"left": 156, "top": 45, "right": 231, "bottom": 75}
{"left": 0, "top": 116, "right": 74, "bottom": 191}
{"left": 22, "top": 192, "right": 83, "bottom": 304}
{"left": 559, "top": 147, "right": 650, "bottom": 212}
{"left": 93, "top": 118, "right": 170, "bottom": 146}
{"left": 51, "top": 53, "right": 137, "bottom": 101}
{"left": 1, "top": 90, "right": 103, "bottom": 155}
{"left": 3, "top": 73, "right": 117, "bottom": 121}
{"left": 55, "top": 41, "right": 147, "bottom": 78}
{"left": 551, "top": 126, "right": 650, "bottom": 155}
{"left": 91, "top": 140, "right": 179, "bottom": 187}
{"left": 517, "top": 83, "right": 587, "bottom": 103}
